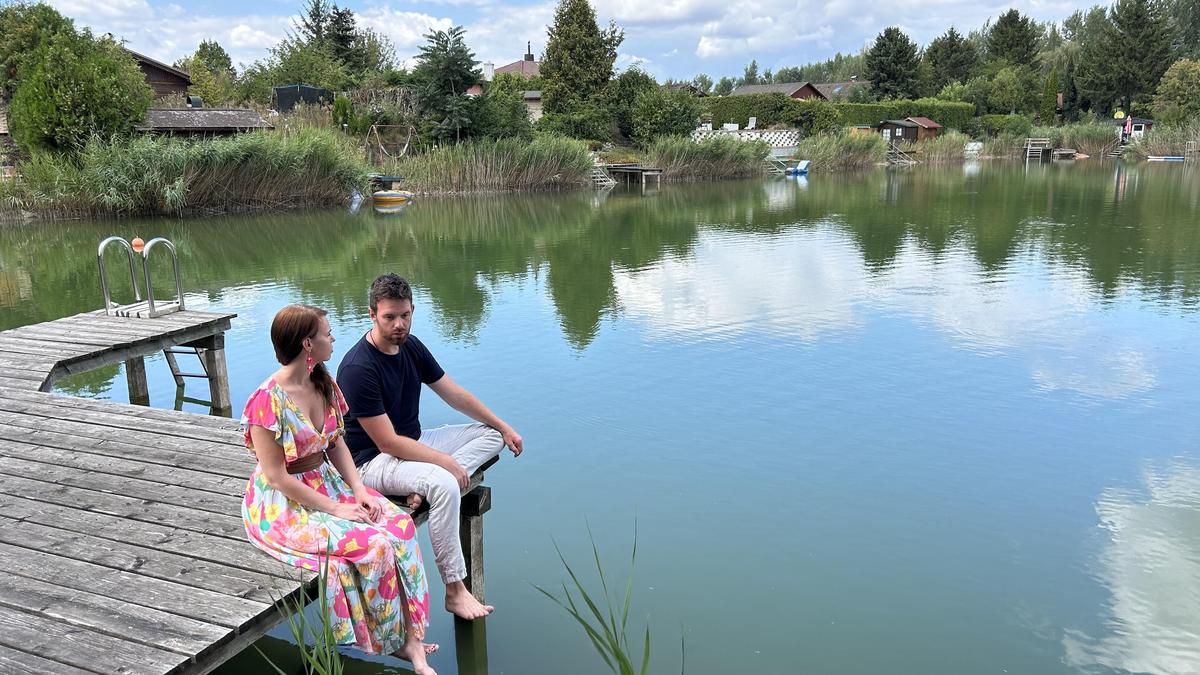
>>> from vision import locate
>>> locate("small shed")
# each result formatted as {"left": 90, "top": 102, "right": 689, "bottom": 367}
{"left": 125, "top": 49, "right": 192, "bottom": 99}
{"left": 1109, "top": 116, "right": 1154, "bottom": 140}
{"left": 877, "top": 119, "right": 919, "bottom": 143}
{"left": 906, "top": 116, "right": 942, "bottom": 141}
{"left": 848, "top": 124, "right": 874, "bottom": 136}
{"left": 136, "top": 108, "right": 273, "bottom": 136}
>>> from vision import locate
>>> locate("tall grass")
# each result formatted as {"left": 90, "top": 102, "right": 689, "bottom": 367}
{"left": 535, "top": 524, "right": 683, "bottom": 675}
{"left": 1026, "top": 123, "right": 1118, "bottom": 157}
{"left": 643, "top": 136, "right": 770, "bottom": 181}
{"left": 0, "top": 128, "right": 370, "bottom": 218}
{"left": 916, "top": 130, "right": 969, "bottom": 162}
{"left": 794, "top": 131, "right": 886, "bottom": 172}
{"left": 981, "top": 133, "right": 1023, "bottom": 159}
{"left": 259, "top": 553, "right": 344, "bottom": 675}
{"left": 1125, "top": 120, "right": 1200, "bottom": 158}
{"left": 390, "top": 135, "right": 592, "bottom": 193}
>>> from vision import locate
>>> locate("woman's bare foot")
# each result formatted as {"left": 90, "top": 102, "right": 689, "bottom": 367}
{"left": 445, "top": 581, "right": 494, "bottom": 620}
{"left": 393, "top": 639, "right": 439, "bottom": 674}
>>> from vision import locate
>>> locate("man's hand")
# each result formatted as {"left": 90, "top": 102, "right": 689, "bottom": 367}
{"left": 500, "top": 426, "right": 524, "bottom": 457}
{"left": 440, "top": 456, "right": 470, "bottom": 491}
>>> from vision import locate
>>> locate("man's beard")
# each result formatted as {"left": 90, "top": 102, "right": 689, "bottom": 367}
{"left": 380, "top": 328, "right": 407, "bottom": 346}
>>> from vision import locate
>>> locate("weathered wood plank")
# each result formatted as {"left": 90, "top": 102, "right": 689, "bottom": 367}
{"left": 0, "top": 541, "right": 270, "bottom": 628}
{"left": 0, "top": 388, "right": 241, "bottom": 431}
{"left": 0, "top": 473, "right": 246, "bottom": 540}
{"left": 0, "top": 572, "right": 231, "bottom": 656}
{"left": 0, "top": 409, "right": 251, "bottom": 463}
{"left": 0, "top": 515, "right": 291, "bottom": 601}
{"left": 0, "top": 645, "right": 93, "bottom": 674}
{"left": 0, "top": 337, "right": 95, "bottom": 357}
{"left": 0, "top": 442, "right": 248, "bottom": 496}
{"left": 0, "top": 426, "right": 251, "bottom": 479}
{"left": 0, "top": 393, "right": 244, "bottom": 443}
{"left": 0, "top": 605, "right": 186, "bottom": 674}
{"left": 0, "top": 494, "right": 291, "bottom": 579}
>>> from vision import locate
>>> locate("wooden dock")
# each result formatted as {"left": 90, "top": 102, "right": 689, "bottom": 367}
{"left": 0, "top": 311, "right": 495, "bottom": 674}
{"left": 604, "top": 163, "right": 663, "bottom": 187}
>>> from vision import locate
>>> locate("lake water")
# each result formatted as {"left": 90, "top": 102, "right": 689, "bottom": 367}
{"left": 1, "top": 160, "right": 1198, "bottom": 675}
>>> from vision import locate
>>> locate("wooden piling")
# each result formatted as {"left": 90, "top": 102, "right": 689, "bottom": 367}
{"left": 125, "top": 356, "right": 150, "bottom": 406}
{"left": 459, "top": 485, "right": 491, "bottom": 602}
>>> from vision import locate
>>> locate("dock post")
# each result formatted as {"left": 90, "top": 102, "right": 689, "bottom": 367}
{"left": 124, "top": 357, "right": 149, "bottom": 406}
{"left": 190, "top": 334, "right": 231, "bottom": 415}
{"left": 459, "top": 485, "right": 491, "bottom": 603}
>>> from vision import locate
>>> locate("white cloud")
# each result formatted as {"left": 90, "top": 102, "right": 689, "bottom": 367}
{"left": 357, "top": 7, "right": 455, "bottom": 58}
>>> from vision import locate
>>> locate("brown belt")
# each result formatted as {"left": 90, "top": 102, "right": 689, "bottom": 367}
{"left": 286, "top": 451, "right": 327, "bottom": 474}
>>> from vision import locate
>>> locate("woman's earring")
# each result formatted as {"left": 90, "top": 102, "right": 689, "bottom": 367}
{"left": 305, "top": 354, "right": 315, "bottom": 374}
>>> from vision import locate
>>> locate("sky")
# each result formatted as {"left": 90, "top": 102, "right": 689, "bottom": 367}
{"left": 48, "top": 0, "right": 1097, "bottom": 82}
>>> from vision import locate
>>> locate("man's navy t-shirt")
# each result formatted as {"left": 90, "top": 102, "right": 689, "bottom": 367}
{"left": 337, "top": 333, "right": 445, "bottom": 467}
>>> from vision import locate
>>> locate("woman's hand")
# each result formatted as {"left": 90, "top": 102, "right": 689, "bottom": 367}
{"left": 353, "top": 489, "right": 385, "bottom": 523}
{"left": 329, "top": 500, "right": 371, "bottom": 522}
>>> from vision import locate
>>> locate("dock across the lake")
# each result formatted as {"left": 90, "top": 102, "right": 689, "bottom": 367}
{"left": 0, "top": 310, "right": 494, "bottom": 674}
{"left": 603, "top": 163, "right": 664, "bottom": 187}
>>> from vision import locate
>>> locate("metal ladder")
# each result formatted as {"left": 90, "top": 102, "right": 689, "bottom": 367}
{"left": 98, "top": 236, "right": 184, "bottom": 318}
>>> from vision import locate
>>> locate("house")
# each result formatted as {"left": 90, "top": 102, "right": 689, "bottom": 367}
{"left": 812, "top": 80, "right": 870, "bottom": 101}
{"left": 1109, "top": 116, "right": 1153, "bottom": 140}
{"left": 877, "top": 117, "right": 941, "bottom": 142}
{"left": 135, "top": 108, "right": 273, "bottom": 136}
{"left": 523, "top": 91, "right": 543, "bottom": 121}
{"left": 495, "top": 42, "right": 541, "bottom": 78}
{"left": 730, "top": 82, "right": 824, "bottom": 99}
{"left": 665, "top": 83, "right": 707, "bottom": 97}
{"left": 125, "top": 49, "right": 192, "bottom": 99}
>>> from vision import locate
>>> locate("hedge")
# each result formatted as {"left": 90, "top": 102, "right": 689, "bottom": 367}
{"left": 833, "top": 99, "right": 975, "bottom": 131}
{"left": 975, "top": 114, "right": 1033, "bottom": 137}
{"left": 702, "top": 93, "right": 975, "bottom": 134}
{"left": 701, "top": 93, "right": 840, "bottom": 135}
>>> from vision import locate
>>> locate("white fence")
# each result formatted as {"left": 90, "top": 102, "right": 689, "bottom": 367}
{"left": 690, "top": 128, "right": 802, "bottom": 158}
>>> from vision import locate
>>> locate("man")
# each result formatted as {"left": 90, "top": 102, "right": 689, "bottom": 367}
{"left": 337, "top": 273, "right": 523, "bottom": 620}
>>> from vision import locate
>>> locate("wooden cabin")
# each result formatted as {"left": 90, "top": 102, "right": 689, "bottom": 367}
{"left": 906, "top": 117, "right": 942, "bottom": 141}
{"left": 877, "top": 117, "right": 942, "bottom": 142}
{"left": 125, "top": 49, "right": 192, "bottom": 100}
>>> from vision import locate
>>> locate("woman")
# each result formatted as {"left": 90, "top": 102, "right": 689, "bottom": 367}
{"left": 241, "top": 304, "right": 437, "bottom": 674}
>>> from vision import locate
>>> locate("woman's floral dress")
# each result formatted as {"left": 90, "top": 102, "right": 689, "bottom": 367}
{"left": 241, "top": 378, "right": 430, "bottom": 654}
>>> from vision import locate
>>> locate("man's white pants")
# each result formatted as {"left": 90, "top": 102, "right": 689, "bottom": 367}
{"left": 359, "top": 423, "right": 504, "bottom": 584}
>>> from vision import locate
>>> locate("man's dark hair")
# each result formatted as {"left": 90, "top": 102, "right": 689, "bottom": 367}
{"left": 369, "top": 273, "right": 413, "bottom": 311}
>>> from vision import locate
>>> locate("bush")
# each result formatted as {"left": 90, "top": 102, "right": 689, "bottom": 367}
{"left": 701, "top": 94, "right": 840, "bottom": 136}
{"left": 0, "top": 1, "right": 75, "bottom": 99}
{"left": 9, "top": 29, "right": 153, "bottom": 152}
{"left": 474, "top": 85, "right": 533, "bottom": 140}
{"left": 1125, "top": 120, "right": 1200, "bottom": 158}
{"left": 916, "top": 129, "right": 970, "bottom": 162}
{"left": 643, "top": 135, "right": 769, "bottom": 180}
{"left": 0, "top": 128, "right": 370, "bottom": 216}
{"left": 392, "top": 134, "right": 592, "bottom": 192}
{"left": 607, "top": 68, "right": 659, "bottom": 140}
{"left": 794, "top": 131, "right": 886, "bottom": 172}
{"left": 536, "top": 105, "right": 615, "bottom": 142}
{"left": 631, "top": 89, "right": 701, "bottom": 146}
{"left": 976, "top": 114, "right": 1032, "bottom": 137}
{"left": 834, "top": 98, "right": 975, "bottom": 131}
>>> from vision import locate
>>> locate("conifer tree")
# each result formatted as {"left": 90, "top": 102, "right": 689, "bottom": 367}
{"left": 988, "top": 9, "right": 1040, "bottom": 65}
{"left": 924, "top": 27, "right": 978, "bottom": 91}
{"left": 413, "top": 25, "right": 480, "bottom": 141}
{"left": 741, "top": 59, "right": 760, "bottom": 85}
{"left": 864, "top": 27, "right": 919, "bottom": 99}
{"left": 715, "top": 76, "right": 734, "bottom": 95}
{"left": 1040, "top": 66, "right": 1059, "bottom": 123}
{"left": 541, "top": 0, "right": 623, "bottom": 115}
{"left": 1106, "top": 0, "right": 1173, "bottom": 110}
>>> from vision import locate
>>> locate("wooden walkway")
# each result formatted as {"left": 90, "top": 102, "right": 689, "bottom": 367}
{"left": 0, "top": 311, "right": 495, "bottom": 673}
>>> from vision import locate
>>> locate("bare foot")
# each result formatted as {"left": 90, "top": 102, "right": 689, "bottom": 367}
{"left": 404, "top": 493, "right": 424, "bottom": 509}
{"left": 445, "top": 582, "right": 494, "bottom": 620}
{"left": 393, "top": 640, "right": 439, "bottom": 674}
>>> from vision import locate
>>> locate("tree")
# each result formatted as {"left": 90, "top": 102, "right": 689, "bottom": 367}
{"left": 924, "top": 27, "right": 979, "bottom": 92}
{"left": 296, "top": 0, "right": 331, "bottom": 44}
{"left": 176, "top": 39, "right": 236, "bottom": 105}
{"left": 1106, "top": 0, "right": 1173, "bottom": 110}
{"left": 1040, "top": 65, "right": 1059, "bottom": 123}
{"left": 0, "top": 1, "right": 75, "bottom": 100}
{"left": 541, "top": 0, "right": 623, "bottom": 115}
{"left": 630, "top": 89, "right": 700, "bottom": 145}
{"left": 1171, "top": 0, "right": 1200, "bottom": 58}
{"left": 715, "top": 76, "right": 735, "bottom": 95}
{"left": 475, "top": 73, "right": 533, "bottom": 139}
{"left": 987, "top": 66, "right": 1024, "bottom": 113}
{"left": 1071, "top": 6, "right": 1117, "bottom": 113}
{"left": 864, "top": 27, "right": 919, "bottom": 99}
{"left": 741, "top": 59, "right": 759, "bottom": 85}
{"left": 691, "top": 73, "right": 713, "bottom": 94}
{"left": 194, "top": 39, "right": 234, "bottom": 76}
{"left": 606, "top": 67, "right": 658, "bottom": 140}
{"left": 412, "top": 25, "right": 480, "bottom": 141}
{"left": 9, "top": 29, "right": 152, "bottom": 151}
{"left": 988, "top": 9, "right": 1040, "bottom": 66}
{"left": 1154, "top": 58, "right": 1200, "bottom": 122}
{"left": 936, "top": 81, "right": 970, "bottom": 102}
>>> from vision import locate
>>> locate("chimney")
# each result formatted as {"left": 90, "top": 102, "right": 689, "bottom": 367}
{"left": 525, "top": 41, "right": 534, "bottom": 62}
{"left": 483, "top": 61, "right": 495, "bottom": 81}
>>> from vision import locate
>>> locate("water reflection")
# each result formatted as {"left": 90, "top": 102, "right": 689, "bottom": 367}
{"left": 1063, "top": 461, "right": 1200, "bottom": 675}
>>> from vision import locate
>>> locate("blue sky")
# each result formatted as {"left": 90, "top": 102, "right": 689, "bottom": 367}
{"left": 50, "top": 0, "right": 1096, "bottom": 81}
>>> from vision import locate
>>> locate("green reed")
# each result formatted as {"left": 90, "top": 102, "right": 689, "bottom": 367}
{"left": 388, "top": 135, "right": 592, "bottom": 193}
{"left": 644, "top": 135, "right": 770, "bottom": 180}
{"left": 794, "top": 130, "right": 886, "bottom": 172}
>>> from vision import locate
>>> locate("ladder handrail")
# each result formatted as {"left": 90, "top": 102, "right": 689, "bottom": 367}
{"left": 141, "top": 237, "right": 185, "bottom": 316}
{"left": 97, "top": 236, "right": 142, "bottom": 315}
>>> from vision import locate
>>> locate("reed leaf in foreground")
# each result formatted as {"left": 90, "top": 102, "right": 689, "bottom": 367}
{"left": 257, "top": 550, "right": 345, "bottom": 675}
{"left": 535, "top": 522, "right": 683, "bottom": 675}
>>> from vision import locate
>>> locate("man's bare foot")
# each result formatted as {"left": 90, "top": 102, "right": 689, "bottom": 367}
{"left": 404, "top": 494, "right": 424, "bottom": 509}
{"left": 393, "top": 639, "right": 438, "bottom": 674}
{"left": 445, "top": 581, "right": 494, "bottom": 620}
